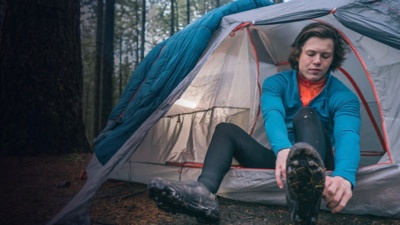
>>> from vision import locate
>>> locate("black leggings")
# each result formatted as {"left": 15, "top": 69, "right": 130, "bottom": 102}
{"left": 197, "top": 107, "right": 334, "bottom": 193}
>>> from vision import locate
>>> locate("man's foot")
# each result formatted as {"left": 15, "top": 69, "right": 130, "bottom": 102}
{"left": 148, "top": 177, "right": 220, "bottom": 222}
{"left": 286, "top": 142, "right": 325, "bottom": 225}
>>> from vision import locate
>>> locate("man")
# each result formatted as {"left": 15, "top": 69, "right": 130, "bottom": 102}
{"left": 148, "top": 22, "right": 360, "bottom": 224}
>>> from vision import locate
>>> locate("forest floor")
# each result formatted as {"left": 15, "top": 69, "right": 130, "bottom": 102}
{"left": 1, "top": 152, "right": 400, "bottom": 225}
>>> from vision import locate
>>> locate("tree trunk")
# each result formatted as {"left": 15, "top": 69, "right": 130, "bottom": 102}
{"left": 170, "top": 0, "right": 175, "bottom": 36}
{"left": 118, "top": 36, "right": 122, "bottom": 97}
{"left": 140, "top": 0, "right": 146, "bottom": 60}
{"left": 0, "top": 0, "right": 90, "bottom": 155}
{"left": 92, "top": 0, "right": 104, "bottom": 139}
{"left": 135, "top": 0, "right": 140, "bottom": 65}
{"left": 100, "top": 0, "right": 115, "bottom": 128}
{"left": 186, "top": 0, "right": 190, "bottom": 25}
{"left": 0, "top": 0, "right": 5, "bottom": 44}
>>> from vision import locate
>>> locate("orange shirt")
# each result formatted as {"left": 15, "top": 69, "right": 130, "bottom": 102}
{"left": 297, "top": 72, "right": 326, "bottom": 106}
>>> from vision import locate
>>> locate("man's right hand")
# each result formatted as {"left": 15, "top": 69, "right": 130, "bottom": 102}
{"left": 275, "top": 148, "right": 290, "bottom": 189}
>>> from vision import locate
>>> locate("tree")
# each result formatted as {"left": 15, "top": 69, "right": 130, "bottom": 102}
{"left": 100, "top": 0, "right": 116, "bottom": 129}
{"left": 0, "top": 0, "right": 5, "bottom": 40}
{"left": 0, "top": 0, "right": 90, "bottom": 155}
{"left": 186, "top": 0, "right": 190, "bottom": 25}
{"left": 140, "top": 0, "right": 146, "bottom": 60}
{"left": 170, "top": 0, "right": 175, "bottom": 35}
{"left": 92, "top": 0, "right": 104, "bottom": 139}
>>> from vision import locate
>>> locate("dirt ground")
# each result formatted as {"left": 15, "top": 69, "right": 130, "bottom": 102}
{"left": 1, "top": 153, "right": 399, "bottom": 225}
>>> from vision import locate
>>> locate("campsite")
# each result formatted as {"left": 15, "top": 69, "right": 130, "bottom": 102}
{"left": 1, "top": 152, "right": 400, "bottom": 225}
{"left": 50, "top": 0, "right": 400, "bottom": 223}
{"left": 1, "top": 0, "right": 400, "bottom": 224}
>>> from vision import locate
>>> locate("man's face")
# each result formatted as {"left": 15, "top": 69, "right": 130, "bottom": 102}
{"left": 297, "top": 37, "right": 334, "bottom": 82}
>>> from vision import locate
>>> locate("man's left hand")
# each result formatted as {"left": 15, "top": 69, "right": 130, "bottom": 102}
{"left": 322, "top": 176, "right": 352, "bottom": 213}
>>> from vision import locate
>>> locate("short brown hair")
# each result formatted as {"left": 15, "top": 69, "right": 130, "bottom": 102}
{"left": 287, "top": 22, "right": 349, "bottom": 72}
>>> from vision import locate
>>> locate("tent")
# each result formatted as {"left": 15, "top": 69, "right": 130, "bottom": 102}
{"left": 48, "top": 0, "right": 400, "bottom": 224}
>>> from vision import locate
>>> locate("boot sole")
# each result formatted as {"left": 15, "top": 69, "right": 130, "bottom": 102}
{"left": 148, "top": 178, "right": 220, "bottom": 222}
{"left": 287, "top": 142, "right": 325, "bottom": 225}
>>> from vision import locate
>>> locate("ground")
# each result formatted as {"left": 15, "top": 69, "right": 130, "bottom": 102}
{"left": 1, "top": 153, "right": 399, "bottom": 225}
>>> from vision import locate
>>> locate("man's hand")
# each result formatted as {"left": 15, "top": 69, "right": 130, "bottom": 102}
{"left": 322, "top": 176, "right": 352, "bottom": 213}
{"left": 275, "top": 148, "right": 290, "bottom": 189}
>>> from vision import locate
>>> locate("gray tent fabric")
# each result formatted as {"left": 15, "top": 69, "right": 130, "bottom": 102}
{"left": 48, "top": 0, "right": 400, "bottom": 224}
{"left": 331, "top": 1, "right": 400, "bottom": 50}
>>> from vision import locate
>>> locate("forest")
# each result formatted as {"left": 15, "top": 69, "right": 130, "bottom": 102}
{"left": 0, "top": 0, "right": 283, "bottom": 155}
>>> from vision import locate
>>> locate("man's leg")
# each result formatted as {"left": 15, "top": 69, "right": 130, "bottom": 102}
{"left": 149, "top": 122, "right": 275, "bottom": 221}
{"left": 198, "top": 122, "right": 276, "bottom": 193}
{"left": 292, "top": 107, "right": 334, "bottom": 168}
{"left": 286, "top": 107, "right": 331, "bottom": 224}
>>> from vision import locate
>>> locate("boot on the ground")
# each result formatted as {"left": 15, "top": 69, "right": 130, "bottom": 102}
{"left": 148, "top": 177, "right": 220, "bottom": 222}
{"left": 286, "top": 142, "right": 325, "bottom": 225}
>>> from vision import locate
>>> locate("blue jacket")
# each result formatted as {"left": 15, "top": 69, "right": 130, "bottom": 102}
{"left": 260, "top": 70, "right": 361, "bottom": 187}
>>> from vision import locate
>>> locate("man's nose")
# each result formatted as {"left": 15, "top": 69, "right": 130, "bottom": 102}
{"left": 313, "top": 55, "right": 322, "bottom": 65}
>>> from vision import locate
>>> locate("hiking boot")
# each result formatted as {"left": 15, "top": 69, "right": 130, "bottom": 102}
{"left": 286, "top": 142, "right": 325, "bottom": 225}
{"left": 148, "top": 177, "right": 220, "bottom": 222}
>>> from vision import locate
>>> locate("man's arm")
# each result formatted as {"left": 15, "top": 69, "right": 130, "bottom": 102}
{"left": 260, "top": 74, "right": 293, "bottom": 154}
{"left": 325, "top": 83, "right": 361, "bottom": 213}
{"left": 260, "top": 74, "right": 293, "bottom": 188}
{"left": 331, "top": 91, "right": 361, "bottom": 188}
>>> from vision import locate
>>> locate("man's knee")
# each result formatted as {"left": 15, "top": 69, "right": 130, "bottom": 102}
{"left": 294, "top": 107, "right": 316, "bottom": 117}
{"left": 216, "top": 122, "right": 237, "bottom": 131}
{"left": 215, "top": 122, "right": 242, "bottom": 138}
{"left": 293, "top": 107, "right": 319, "bottom": 124}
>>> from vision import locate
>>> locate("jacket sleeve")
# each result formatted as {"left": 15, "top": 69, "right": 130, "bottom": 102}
{"left": 260, "top": 74, "right": 293, "bottom": 155}
{"left": 330, "top": 87, "right": 361, "bottom": 188}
